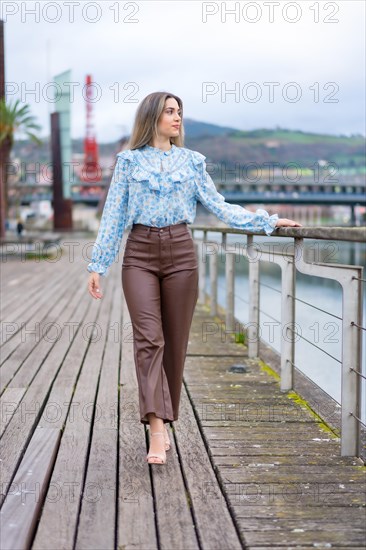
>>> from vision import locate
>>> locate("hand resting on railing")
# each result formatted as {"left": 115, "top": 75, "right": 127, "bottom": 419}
{"left": 275, "top": 218, "right": 303, "bottom": 228}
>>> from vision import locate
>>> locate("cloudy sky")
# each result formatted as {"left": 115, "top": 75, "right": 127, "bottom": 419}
{"left": 4, "top": 0, "right": 366, "bottom": 142}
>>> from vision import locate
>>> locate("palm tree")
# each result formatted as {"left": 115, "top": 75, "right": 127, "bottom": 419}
{"left": 0, "top": 98, "right": 42, "bottom": 237}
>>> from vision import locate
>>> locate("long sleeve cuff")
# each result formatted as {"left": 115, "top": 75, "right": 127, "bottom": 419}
{"left": 256, "top": 209, "right": 279, "bottom": 236}
{"left": 87, "top": 263, "right": 108, "bottom": 277}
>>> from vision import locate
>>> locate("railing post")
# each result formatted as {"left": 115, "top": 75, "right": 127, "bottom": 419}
{"left": 341, "top": 273, "right": 363, "bottom": 457}
{"left": 226, "top": 253, "right": 235, "bottom": 331}
{"left": 294, "top": 237, "right": 363, "bottom": 457}
{"left": 280, "top": 255, "right": 296, "bottom": 391}
{"left": 209, "top": 252, "right": 218, "bottom": 317}
{"left": 197, "top": 231, "right": 207, "bottom": 305}
{"left": 247, "top": 235, "right": 259, "bottom": 358}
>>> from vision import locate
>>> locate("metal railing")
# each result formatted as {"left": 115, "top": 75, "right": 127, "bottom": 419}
{"left": 190, "top": 225, "right": 365, "bottom": 458}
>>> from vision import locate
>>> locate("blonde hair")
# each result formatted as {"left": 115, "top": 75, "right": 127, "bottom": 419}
{"left": 127, "top": 91, "right": 185, "bottom": 150}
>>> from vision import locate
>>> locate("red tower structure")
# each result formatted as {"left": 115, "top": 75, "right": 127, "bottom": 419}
{"left": 80, "top": 74, "right": 101, "bottom": 182}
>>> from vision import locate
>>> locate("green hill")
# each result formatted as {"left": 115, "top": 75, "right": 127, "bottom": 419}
{"left": 183, "top": 124, "right": 365, "bottom": 173}
{"left": 12, "top": 120, "right": 365, "bottom": 173}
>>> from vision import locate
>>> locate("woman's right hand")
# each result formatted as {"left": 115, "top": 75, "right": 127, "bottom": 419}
{"left": 88, "top": 272, "right": 103, "bottom": 299}
{"left": 275, "top": 218, "right": 302, "bottom": 228}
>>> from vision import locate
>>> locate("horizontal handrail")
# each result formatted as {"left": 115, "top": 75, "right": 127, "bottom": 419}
{"left": 190, "top": 224, "right": 365, "bottom": 242}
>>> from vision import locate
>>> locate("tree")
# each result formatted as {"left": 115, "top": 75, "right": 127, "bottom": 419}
{"left": 0, "top": 98, "right": 42, "bottom": 237}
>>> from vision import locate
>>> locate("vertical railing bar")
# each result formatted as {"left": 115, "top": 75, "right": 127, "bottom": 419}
{"left": 210, "top": 252, "right": 218, "bottom": 317}
{"left": 197, "top": 235, "right": 206, "bottom": 305}
{"left": 226, "top": 253, "right": 235, "bottom": 331}
{"left": 293, "top": 237, "right": 363, "bottom": 457}
{"left": 247, "top": 235, "right": 259, "bottom": 359}
{"left": 280, "top": 254, "right": 296, "bottom": 391}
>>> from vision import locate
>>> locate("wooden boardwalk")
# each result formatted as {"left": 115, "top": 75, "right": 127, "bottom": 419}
{"left": 0, "top": 235, "right": 365, "bottom": 550}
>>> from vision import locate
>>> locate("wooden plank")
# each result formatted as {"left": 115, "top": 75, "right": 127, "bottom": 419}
{"left": 237, "top": 517, "right": 366, "bottom": 531}
{"left": 240, "top": 527, "right": 366, "bottom": 546}
{"left": 117, "top": 276, "right": 158, "bottom": 550}
{"left": 205, "top": 430, "right": 338, "bottom": 442}
{"left": 202, "top": 417, "right": 322, "bottom": 424}
{"left": 75, "top": 273, "right": 121, "bottom": 550}
{"left": 207, "top": 442, "right": 348, "bottom": 455}
{"left": 0, "top": 387, "right": 24, "bottom": 437}
{"left": 195, "top": 402, "right": 321, "bottom": 423}
{"left": 217, "top": 465, "right": 366, "bottom": 484}
{"left": 231, "top": 503, "right": 366, "bottom": 520}
{"left": 0, "top": 428, "right": 60, "bottom": 550}
{"left": 213, "top": 454, "right": 364, "bottom": 467}
{"left": 172, "top": 384, "right": 243, "bottom": 549}
{"left": 220, "top": 476, "right": 366, "bottom": 493}
{"left": 149, "top": 427, "right": 200, "bottom": 550}
{"left": 224, "top": 482, "right": 366, "bottom": 506}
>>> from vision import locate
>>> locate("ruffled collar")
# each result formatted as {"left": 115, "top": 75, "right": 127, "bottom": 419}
{"left": 142, "top": 143, "right": 176, "bottom": 156}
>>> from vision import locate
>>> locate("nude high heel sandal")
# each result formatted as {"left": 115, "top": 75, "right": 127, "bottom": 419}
{"left": 147, "top": 425, "right": 171, "bottom": 451}
{"left": 146, "top": 432, "right": 167, "bottom": 464}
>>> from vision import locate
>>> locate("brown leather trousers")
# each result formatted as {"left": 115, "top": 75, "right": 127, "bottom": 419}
{"left": 121, "top": 223, "right": 199, "bottom": 425}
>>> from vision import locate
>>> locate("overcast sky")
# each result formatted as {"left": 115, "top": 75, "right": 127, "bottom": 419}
{"left": 4, "top": 0, "right": 366, "bottom": 142}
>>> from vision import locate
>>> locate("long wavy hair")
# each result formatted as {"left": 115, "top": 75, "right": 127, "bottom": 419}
{"left": 127, "top": 91, "right": 185, "bottom": 150}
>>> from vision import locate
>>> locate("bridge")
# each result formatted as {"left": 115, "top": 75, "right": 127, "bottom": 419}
{"left": 0, "top": 224, "right": 365, "bottom": 549}
{"left": 12, "top": 175, "right": 366, "bottom": 222}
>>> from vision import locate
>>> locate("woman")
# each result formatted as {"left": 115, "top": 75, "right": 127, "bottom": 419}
{"left": 87, "top": 91, "right": 302, "bottom": 465}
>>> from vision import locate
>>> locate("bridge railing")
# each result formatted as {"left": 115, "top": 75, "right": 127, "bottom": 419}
{"left": 190, "top": 225, "right": 365, "bottom": 458}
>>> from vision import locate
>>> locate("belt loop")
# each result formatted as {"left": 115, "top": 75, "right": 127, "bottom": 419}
{"left": 147, "top": 226, "right": 151, "bottom": 238}
{"left": 168, "top": 225, "right": 173, "bottom": 238}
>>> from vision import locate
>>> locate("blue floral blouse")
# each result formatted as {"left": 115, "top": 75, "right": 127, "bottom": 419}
{"left": 87, "top": 143, "right": 279, "bottom": 277}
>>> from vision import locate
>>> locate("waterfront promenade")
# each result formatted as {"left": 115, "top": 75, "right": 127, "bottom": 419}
{"left": 0, "top": 232, "right": 365, "bottom": 550}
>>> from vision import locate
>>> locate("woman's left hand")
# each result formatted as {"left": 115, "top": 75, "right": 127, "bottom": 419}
{"left": 275, "top": 218, "right": 303, "bottom": 228}
{"left": 88, "top": 272, "right": 103, "bottom": 299}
